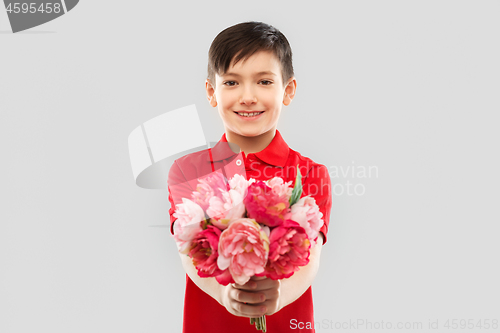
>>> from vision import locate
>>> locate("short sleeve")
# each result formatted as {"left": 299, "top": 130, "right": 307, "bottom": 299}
{"left": 302, "top": 164, "right": 332, "bottom": 245}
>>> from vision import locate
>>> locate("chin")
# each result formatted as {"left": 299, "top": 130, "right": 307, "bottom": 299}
{"left": 232, "top": 128, "right": 256, "bottom": 136}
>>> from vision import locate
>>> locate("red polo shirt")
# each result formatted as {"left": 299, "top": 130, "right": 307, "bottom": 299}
{"left": 168, "top": 129, "right": 332, "bottom": 333}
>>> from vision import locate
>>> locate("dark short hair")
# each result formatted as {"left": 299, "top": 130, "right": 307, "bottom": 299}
{"left": 207, "top": 21, "right": 294, "bottom": 88}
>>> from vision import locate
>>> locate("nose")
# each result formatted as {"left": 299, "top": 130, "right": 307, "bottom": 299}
{"left": 239, "top": 86, "right": 257, "bottom": 105}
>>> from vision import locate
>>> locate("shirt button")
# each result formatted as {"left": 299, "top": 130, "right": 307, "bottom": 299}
{"left": 236, "top": 159, "right": 242, "bottom": 166}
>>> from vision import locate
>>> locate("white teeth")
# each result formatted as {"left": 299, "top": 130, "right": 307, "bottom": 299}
{"left": 237, "top": 112, "right": 263, "bottom": 117}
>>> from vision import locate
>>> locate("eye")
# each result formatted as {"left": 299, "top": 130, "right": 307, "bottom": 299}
{"left": 260, "top": 80, "right": 273, "bottom": 85}
{"left": 223, "top": 81, "right": 237, "bottom": 86}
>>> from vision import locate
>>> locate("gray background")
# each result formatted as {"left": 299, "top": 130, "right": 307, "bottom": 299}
{"left": 1, "top": 1, "right": 499, "bottom": 332}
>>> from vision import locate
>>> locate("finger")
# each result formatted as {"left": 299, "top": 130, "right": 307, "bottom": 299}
{"left": 253, "top": 278, "right": 280, "bottom": 291}
{"left": 230, "top": 288, "right": 265, "bottom": 304}
{"left": 230, "top": 300, "right": 267, "bottom": 318}
{"left": 232, "top": 281, "right": 257, "bottom": 290}
{"left": 259, "top": 288, "right": 280, "bottom": 301}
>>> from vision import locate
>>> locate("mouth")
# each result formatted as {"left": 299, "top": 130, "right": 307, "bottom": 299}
{"left": 233, "top": 111, "right": 265, "bottom": 119}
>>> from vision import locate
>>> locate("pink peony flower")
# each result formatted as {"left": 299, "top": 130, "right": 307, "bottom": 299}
{"left": 265, "top": 177, "right": 293, "bottom": 199}
{"left": 217, "top": 218, "right": 270, "bottom": 285}
{"left": 228, "top": 174, "right": 256, "bottom": 198}
{"left": 206, "top": 189, "right": 246, "bottom": 229}
{"left": 191, "top": 171, "right": 229, "bottom": 211}
{"left": 173, "top": 198, "right": 206, "bottom": 254}
{"left": 261, "top": 220, "right": 311, "bottom": 280}
{"left": 215, "top": 269, "right": 234, "bottom": 286}
{"left": 244, "top": 181, "right": 291, "bottom": 227}
{"left": 188, "top": 225, "right": 225, "bottom": 278}
{"left": 290, "top": 195, "right": 324, "bottom": 246}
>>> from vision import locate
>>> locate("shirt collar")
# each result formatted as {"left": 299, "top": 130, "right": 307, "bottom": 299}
{"left": 208, "top": 129, "right": 290, "bottom": 167}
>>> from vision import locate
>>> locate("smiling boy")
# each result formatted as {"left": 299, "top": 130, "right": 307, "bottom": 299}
{"left": 168, "top": 21, "right": 332, "bottom": 332}
{"left": 206, "top": 45, "right": 292, "bottom": 155}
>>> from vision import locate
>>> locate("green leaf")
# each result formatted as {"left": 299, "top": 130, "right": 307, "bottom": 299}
{"left": 289, "top": 164, "right": 303, "bottom": 206}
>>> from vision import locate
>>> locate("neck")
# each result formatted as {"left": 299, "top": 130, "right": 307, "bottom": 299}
{"left": 225, "top": 128, "right": 276, "bottom": 155}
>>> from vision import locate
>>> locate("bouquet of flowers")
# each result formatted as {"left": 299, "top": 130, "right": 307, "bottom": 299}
{"left": 172, "top": 165, "right": 324, "bottom": 332}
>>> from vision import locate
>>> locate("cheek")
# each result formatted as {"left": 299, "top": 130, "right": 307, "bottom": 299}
{"left": 265, "top": 89, "right": 283, "bottom": 105}
{"left": 217, "top": 91, "right": 239, "bottom": 107}
{"left": 255, "top": 92, "right": 273, "bottom": 107}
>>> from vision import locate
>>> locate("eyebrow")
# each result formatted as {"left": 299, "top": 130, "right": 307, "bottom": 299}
{"left": 222, "top": 71, "right": 277, "bottom": 77}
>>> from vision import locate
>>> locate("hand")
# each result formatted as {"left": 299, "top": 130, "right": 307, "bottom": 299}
{"left": 220, "top": 275, "right": 281, "bottom": 318}
{"left": 250, "top": 275, "right": 281, "bottom": 316}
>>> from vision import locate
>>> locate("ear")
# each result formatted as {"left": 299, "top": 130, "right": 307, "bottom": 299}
{"left": 283, "top": 77, "right": 297, "bottom": 106}
{"left": 206, "top": 79, "right": 217, "bottom": 107}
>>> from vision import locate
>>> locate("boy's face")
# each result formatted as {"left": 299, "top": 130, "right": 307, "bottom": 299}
{"left": 206, "top": 50, "right": 296, "bottom": 140}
